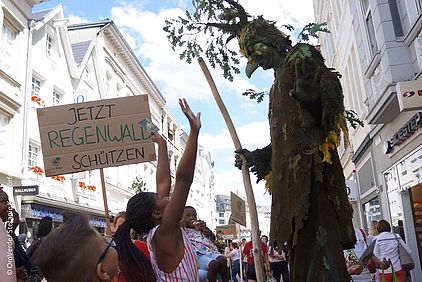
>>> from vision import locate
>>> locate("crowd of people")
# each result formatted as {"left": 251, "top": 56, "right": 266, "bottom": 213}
{"left": 344, "top": 215, "right": 414, "bottom": 282}
{"left": 0, "top": 98, "right": 416, "bottom": 282}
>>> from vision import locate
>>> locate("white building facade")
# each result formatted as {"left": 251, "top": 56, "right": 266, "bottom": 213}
{"left": 314, "top": 0, "right": 422, "bottom": 280}
{"left": 0, "top": 3, "right": 215, "bottom": 235}
{"left": 0, "top": 0, "right": 47, "bottom": 213}
{"left": 215, "top": 193, "right": 271, "bottom": 240}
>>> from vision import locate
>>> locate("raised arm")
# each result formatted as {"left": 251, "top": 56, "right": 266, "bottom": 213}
{"left": 160, "top": 98, "right": 201, "bottom": 232}
{"left": 152, "top": 132, "right": 171, "bottom": 198}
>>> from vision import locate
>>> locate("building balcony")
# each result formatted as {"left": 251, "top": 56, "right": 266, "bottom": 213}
{"left": 366, "top": 83, "right": 400, "bottom": 124}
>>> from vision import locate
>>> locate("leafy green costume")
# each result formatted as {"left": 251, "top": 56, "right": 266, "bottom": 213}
{"left": 164, "top": 1, "right": 357, "bottom": 280}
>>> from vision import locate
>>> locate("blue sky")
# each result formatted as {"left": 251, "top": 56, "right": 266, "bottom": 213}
{"left": 35, "top": 0, "right": 315, "bottom": 205}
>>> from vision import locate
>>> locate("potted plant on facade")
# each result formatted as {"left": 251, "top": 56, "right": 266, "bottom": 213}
{"left": 30, "top": 166, "right": 44, "bottom": 176}
{"left": 31, "top": 95, "right": 45, "bottom": 106}
{"left": 87, "top": 185, "right": 97, "bottom": 192}
{"left": 51, "top": 175, "right": 65, "bottom": 183}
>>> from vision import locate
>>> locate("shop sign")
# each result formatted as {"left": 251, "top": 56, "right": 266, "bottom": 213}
{"left": 383, "top": 112, "right": 422, "bottom": 154}
{"left": 346, "top": 180, "right": 358, "bottom": 202}
{"left": 230, "top": 192, "right": 246, "bottom": 226}
{"left": 216, "top": 224, "right": 238, "bottom": 239}
{"left": 37, "top": 95, "right": 156, "bottom": 176}
{"left": 13, "top": 185, "right": 39, "bottom": 196}
{"left": 397, "top": 80, "right": 422, "bottom": 112}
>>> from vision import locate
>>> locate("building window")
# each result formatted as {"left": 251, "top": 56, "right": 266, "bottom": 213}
{"left": 28, "top": 143, "right": 39, "bottom": 167}
{"left": 388, "top": 0, "right": 404, "bottom": 37}
{"left": 0, "top": 21, "right": 17, "bottom": 71}
{"left": 46, "top": 34, "right": 53, "bottom": 56}
{"left": 362, "top": 1, "right": 378, "bottom": 56}
{"left": 219, "top": 212, "right": 224, "bottom": 217}
{"left": 357, "top": 156, "right": 376, "bottom": 196}
{"left": 2, "top": 23, "right": 16, "bottom": 43}
{"left": 0, "top": 113, "right": 9, "bottom": 160}
{"left": 418, "top": 0, "right": 422, "bottom": 13}
{"left": 362, "top": 197, "right": 382, "bottom": 232}
{"left": 31, "top": 77, "right": 41, "bottom": 97}
{"left": 53, "top": 89, "right": 62, "bottom": 105}
{"left": 219, "top": 219, "right": 225, "bottom": 225}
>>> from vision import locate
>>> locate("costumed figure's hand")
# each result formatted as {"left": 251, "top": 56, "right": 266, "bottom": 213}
{"left": 234, "top": 148, "right": 254, "bottom": 170}
{"left": 235, "top": 146, "right": 271, "bottom": 184}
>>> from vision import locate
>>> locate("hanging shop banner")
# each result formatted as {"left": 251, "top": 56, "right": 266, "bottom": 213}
{"left": 13, "top": 185, "right": 39, "bottom": 196}
{"left": 397, "top": 80, "right": 422, "bottom": 112}
{"left": 216, "top": 224, "right": 238, "bottom": 239}
{"left": 383, "top": 112, "right": 422, "bottom": 154}
{"left": 37, "top": 95, "right": 156, "bottom": 176}
{"left": 346, "top": 180, "right": 358, "bottom": 202}
{"left": 231, "top": 192, "right": 246, "bottom": 226}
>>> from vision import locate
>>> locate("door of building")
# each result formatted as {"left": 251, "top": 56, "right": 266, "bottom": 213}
{"left": 410, "top": 183, "right": 422, "bottom": 264}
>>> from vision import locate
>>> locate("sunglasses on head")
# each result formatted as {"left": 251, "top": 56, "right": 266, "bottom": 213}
{"left": 97, "top": 236, "right": 116, "bottom": 265}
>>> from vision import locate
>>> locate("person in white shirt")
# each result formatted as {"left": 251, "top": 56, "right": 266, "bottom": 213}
{"left": 269, "top": 240, "right": 289, "bottom": 282}
{"left": 373, "top": 220, "right": 412, "bottom": 282}
{"left": 225, "top": 242, "right": 241, "bottom": 282}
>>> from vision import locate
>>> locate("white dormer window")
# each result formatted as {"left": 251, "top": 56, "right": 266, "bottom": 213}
{"left": 0, "top": 21, "right": 18, "bottom": 71}
{"left": 28, "top": 143, "right": 39, "bottom": 167}
{"left": 46, "top": 34, "right": 53, "bottom": 56}
{"left": 31, "top": 77, "right": 41, "bottom": 97}
{"left": 53, "top": 89, "right": 63, "bottom": 106}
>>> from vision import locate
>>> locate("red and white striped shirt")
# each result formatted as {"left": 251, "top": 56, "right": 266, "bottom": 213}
{"left": 147, "top": 226, "right": 199, "bottom": 281}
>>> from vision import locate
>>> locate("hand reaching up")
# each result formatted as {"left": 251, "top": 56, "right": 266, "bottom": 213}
{"left": 179, "top": 98, "right": 201, "bottom": 133}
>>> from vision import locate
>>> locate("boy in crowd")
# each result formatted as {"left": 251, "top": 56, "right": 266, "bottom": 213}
{"left": 181, "top": 206, "right": 229, "bottom": 282}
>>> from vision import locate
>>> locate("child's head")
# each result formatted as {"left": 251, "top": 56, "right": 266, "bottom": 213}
{"left": 261, "top": 235, "right": 268, "bottom": 244}
{"left": 112, "top": 211, "right": 126, "bottom": 233}
{"left": 35, "top": 213, "right": 119, "bottom": 282}
{"left": 113, "top": 192, "right": 162, "bottom": 281}
{"left": 181, "top": 206, "right": 197, "bottom": 228}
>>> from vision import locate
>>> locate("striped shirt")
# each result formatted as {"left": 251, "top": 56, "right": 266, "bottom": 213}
{"left": 374, "top": 232, "right": 412, "bottom": 273}
{"left": 147, "top": 226, "right": 199, "bottom": 281}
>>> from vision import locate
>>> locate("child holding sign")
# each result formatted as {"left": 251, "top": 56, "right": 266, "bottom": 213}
{"left": 114, "top": 98, "right": 201, "bottom": 281}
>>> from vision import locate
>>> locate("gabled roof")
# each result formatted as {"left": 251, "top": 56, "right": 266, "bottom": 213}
{"left": 71, "top": 40, "right": 91, "bottom": 66}
{"left": 32, "top": 5, "right": 64, "bottom": 30}
{"left": 68, "top": 20, "right": 166, "bottom": 104}
{"left": 32, "top": 8, "right": 53, "bottom": 21}
{"left": 27, "top": 0, "right": 50, "bottom": 6}
{"left": 67, "top": 19, "right": 112, "bottom": 31}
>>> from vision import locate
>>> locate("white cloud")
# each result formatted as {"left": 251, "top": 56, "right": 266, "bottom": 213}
{"left": 201, "top": 121, "right": 269, "bottom": 151}
{"left": 213, "top": 168, "right": 272, "bottom": 206}
{"left": 200, "top": 120, "right": 271, "bottom": 206}
{"left": 239, "top": 0, "right": 315, "bottom": 28}
{"left": 118, "top": 29, "right": 138, "bottom": 50}
{"left": 111, "top": 4, "right": 259, "bottom": 108}
{"left": 66, "top": 14, "right": 89, "bottom": 25}
{"left": 107, "top": 0, "right": 316, "bottom": 207}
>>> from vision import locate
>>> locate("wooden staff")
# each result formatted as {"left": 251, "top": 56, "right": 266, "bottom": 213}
{"left": 100, "top": 168, "right": 111, "bottom": 235}
{"left": 198, "top": 57, "right": 265, "bottom": 282}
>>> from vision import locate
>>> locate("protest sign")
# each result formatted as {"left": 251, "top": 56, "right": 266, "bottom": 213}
{"left": 37, "top": 95, "right": 156, "bottom": 176}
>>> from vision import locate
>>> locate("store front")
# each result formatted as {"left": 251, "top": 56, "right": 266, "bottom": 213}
{"left": 19, "top": 196, "right": 107, "bottom": 239}
{"left": 361, "top": 196, "right": 382, "bottom": 233}
{"left": 383, "top": 146, "right": 422, "bottom": 279}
